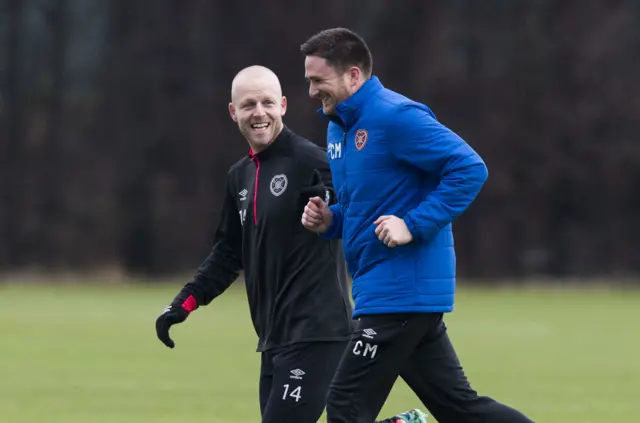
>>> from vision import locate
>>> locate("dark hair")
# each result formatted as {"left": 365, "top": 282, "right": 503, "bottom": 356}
{"left": 300, "top": 27, "right": 373, "bottom": 77}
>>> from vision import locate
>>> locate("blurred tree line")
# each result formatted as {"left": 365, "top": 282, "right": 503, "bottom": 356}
{"left": 1, "top": 0, "right": 638, "bottom": 278}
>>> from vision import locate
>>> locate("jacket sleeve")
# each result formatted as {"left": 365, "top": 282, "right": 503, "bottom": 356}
{"left": 299, "top": 144, "right": 343, "bottom": 239}
{"left": 389, "top": 104, "right": 488, "bottom": 243}
{"left": 171, "top": 174, "right": 243, "bottom": 311}
{"left": 321, "top": 203, "right": 344, "bottom": 239}
{"left": 317, "top": 153, "right": 344, "bottom": 240}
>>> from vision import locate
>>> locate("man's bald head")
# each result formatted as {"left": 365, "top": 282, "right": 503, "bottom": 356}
{"left": 231, "top": 65, "right": 282, "bottom": 105}
{"left": 228, "top": 65, "right": 288, "bottom": 153}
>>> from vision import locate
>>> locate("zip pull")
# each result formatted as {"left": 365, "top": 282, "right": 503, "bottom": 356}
{"left": 251, "top": 156, "right": 260, "bottom": 225}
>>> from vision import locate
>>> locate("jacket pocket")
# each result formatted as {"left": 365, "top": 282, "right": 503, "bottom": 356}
{"left": 389, "top": 243, "right": 416, "bottom": 282}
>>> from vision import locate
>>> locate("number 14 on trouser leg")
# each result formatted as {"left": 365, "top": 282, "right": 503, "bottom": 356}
{"left": 282, "top": 383, "right": 303, "bottom": 402}
{"left": 260, "top": 341, "right": 347, "bottom": 423}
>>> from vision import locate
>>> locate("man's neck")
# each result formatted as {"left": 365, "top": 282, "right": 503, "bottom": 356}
{"left": 248, "top": 124, "right": 284, "bottom": 154}
{"left": 344, "top": 77, "right": 369, "bottom": 103}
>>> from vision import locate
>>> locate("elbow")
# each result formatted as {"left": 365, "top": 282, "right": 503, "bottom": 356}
{"left": 474, "top": 163, "right": 488, "bottom": 196}
{"left": 459, "top": 150, "right": 488, "bottom": 187}
{"left": 465, "top": 161, "right": 488, "bottom": 199}
{"left": 464, "top": 159, "right": 488, "bottom": 189}
{"left": 477, "top": 161, "right": 489, "bottom": 184}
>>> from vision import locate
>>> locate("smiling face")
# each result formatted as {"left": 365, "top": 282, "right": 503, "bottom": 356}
{"left": 229, "top": 67, "right": 287, "bottom": 153}
{"left": 304, "top": 55, "right": 358, "bottom": 115}
{"left": 304, "top": 56, "right": 365, "bottom": 115}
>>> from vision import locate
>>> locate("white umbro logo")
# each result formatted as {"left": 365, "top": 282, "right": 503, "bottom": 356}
{"left": 362, "top": 328, "right": 377, "bottom": 339}
{"left": 290, "top": 369, "right": 305, "bottom": 379}
{"left": 239, "top": 189, "right": 248, "bottom": 201}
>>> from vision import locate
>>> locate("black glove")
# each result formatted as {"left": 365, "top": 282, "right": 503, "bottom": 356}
{"left": 300, "top": 169, "right": 334, "bottom": 205}
{"left": 155, "top": 305, "right": 190, "bottom": 349}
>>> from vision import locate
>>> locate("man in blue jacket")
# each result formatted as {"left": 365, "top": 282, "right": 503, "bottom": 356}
{"left": 300, "top": 28, "right": 535, "bottom": 423}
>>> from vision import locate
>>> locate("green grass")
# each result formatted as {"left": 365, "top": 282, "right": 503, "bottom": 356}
{"left": 1, "top": 281, "right": 638, "bottom": 422}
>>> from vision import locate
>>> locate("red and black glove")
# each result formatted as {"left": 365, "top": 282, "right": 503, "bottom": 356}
{"left": 155, "top": 294, "right": 197, "bottom": 349}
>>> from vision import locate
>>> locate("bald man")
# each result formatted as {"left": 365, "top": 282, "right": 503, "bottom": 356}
{"left": 155, "top": 66, "right": 354, "bottom": 423}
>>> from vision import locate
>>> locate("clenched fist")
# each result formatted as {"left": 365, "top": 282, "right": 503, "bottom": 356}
{"left": 374, "top": 215, "right": 413, "bottom": 248}
{"left": 301, "top": 197, "right": 333, "bottom": 234}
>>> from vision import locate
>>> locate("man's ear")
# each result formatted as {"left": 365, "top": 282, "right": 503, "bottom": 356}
{"left": 229, "top": 102, "right": 237, "bottom": 122}
{"left": 280, "top": 96, "right": 287, "bottom": 116}
{"left": 349, "top": 66, "right": 363, "bottom": 88}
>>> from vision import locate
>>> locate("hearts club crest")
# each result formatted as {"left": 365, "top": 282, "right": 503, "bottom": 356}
{"left": 355, "top": 129, "right": 368, "bottom": 151}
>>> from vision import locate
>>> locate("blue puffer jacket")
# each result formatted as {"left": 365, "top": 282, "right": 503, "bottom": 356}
{"left": 320, "top": 76, "right": 488, "bottom": 318}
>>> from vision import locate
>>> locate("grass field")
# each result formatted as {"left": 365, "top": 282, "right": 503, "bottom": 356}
{"left": 1, "top": 281, "right": 639, "bottom": 423}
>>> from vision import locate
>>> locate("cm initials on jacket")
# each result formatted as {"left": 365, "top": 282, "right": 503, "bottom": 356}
{"left": 173, "top": 126, "right": 353, "bottom": 352}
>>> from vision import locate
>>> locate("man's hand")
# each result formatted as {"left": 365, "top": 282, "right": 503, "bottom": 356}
{"left": 374, "top": 215, "right": 413, "bottom": 248}
{"left": 155, "top": 305, "right": 189, "bottom": 349}
{"left": 301, "top": 197, "right": 333, "bottom": 233}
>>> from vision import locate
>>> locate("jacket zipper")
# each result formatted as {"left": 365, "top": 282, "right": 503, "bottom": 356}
{"left": 252, "top": 156, "right": 260, "bottom": 225}
{"left": 342, "top": 130, "right": 349, "bottom": 203}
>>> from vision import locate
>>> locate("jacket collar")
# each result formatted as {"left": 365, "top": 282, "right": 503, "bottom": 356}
{"left": 248, "top": 125, "right": 293, "bottom": 161}
{"left": 317, "top": 76, "right": 384, "bottom": 129}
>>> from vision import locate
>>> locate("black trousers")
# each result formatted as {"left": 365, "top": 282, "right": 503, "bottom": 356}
{"left": 259, "top": 340, "right": 347, "bottom": 423}
{"left": 326, "top": 313, "right": 535, "bottom": 423}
